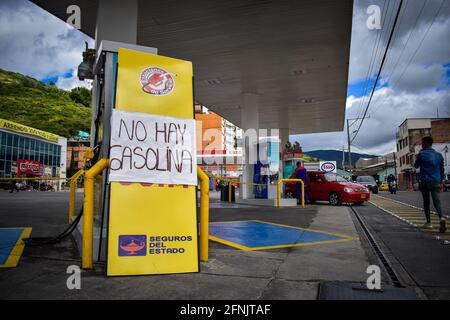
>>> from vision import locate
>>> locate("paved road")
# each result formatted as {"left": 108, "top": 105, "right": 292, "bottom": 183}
{"left": 0, "top": 190, "right": 372, "bottom": 300}
{"left": 377, "top": 190, "right": 450, "bottom": 216}
{"left": 355, "top": 195, "right": 450, "bottom": 299}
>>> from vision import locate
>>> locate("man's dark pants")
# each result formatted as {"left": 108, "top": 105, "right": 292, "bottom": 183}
{"left": 419, "top": 182, "right": 442, "bottom": 222}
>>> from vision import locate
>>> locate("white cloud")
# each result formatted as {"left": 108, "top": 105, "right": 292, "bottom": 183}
{"left": 0, "top": 0, "right": 94, "bottom": 89}
{"left": 293, "top": 0, "right": 450, "bottom": 155}
{"left": 295, "top": 86, "right": 450, "bottom": 155}
{"left": 349, "top": 0, "right": 450, "bottom": 86}
{"left": 55, "top": 69, "right": 92, "bottom": 90}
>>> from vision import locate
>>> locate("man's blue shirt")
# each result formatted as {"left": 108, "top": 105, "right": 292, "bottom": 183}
{"left": 414, "top": 148, "right": 444, "bottom": 183}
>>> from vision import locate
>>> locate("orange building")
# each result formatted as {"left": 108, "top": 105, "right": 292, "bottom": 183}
{"left": 195, "top": 107, "right": 242, "bottom": 178}
{"left": 195, "top": 111, "right": 222, "bottom": 152}
{"left": 66, "top": 139, "right": 90, "bottom": 176}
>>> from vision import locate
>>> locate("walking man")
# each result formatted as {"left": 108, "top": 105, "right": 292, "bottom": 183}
{"left": 414, "top": 136, "right": 446, "bottom": 233}
{"left": 9, "top": 174, "right": 19, "bottom": 193}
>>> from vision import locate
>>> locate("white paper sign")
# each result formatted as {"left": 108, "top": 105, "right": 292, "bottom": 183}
{"left": 109, "top": 110, "right": 197, "bottom": 185}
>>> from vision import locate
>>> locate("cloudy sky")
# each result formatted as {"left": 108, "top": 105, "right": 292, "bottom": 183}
{"left": 0, "top": 0, "right": 449, "bottom": 155}
{"left": 296, "top": 0, "right": 450, "bottom": 155}
{"left": 0, "top": 0, "right": 94, "bottom": 89}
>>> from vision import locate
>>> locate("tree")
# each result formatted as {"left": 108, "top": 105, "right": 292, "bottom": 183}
{"left": 69, "top": 87, "right": 91, "bottom": 108}
{"left": 293, "top": 141, "right": 302, "bottom": 152}
{"left": 285, "top": 141, "right": 292, "bottom": 152}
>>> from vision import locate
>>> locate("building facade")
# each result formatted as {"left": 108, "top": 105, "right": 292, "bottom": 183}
{"left": 0, "top": 119, "right": 67, "bottom": 189}
{"left": 66, "top": 139, "right": 90, "bottom": 177}
{"left": 355, "top": 153, "right": 396, "bottom": 182}
{"left": 195, "top": 106, "right": 243, "bottom": 178}
{"left": 396, "top": 118, "right": 450, "bottom": 189}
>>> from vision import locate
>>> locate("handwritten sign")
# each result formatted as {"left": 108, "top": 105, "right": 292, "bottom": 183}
{"left": 109, "top": 109, "right": 197, "bottom": 185}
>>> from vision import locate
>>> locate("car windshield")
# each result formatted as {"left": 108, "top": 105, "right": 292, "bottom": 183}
{"left": 357, "top": 176, "right": 375, "bottom": 183}
{"left": 323, "top": 173, "right": 347, "bottom": 182}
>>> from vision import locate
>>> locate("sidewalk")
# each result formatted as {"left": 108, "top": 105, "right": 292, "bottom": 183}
{"left": 0, "top": 192, "right": 375, "bottom": 299}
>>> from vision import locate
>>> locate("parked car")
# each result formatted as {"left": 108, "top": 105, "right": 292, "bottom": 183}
{"left": 356, "top": 176, "right": 379, "bottom": 194}
{"left": 285, "top": 171, "right": 370, "bottom": 206}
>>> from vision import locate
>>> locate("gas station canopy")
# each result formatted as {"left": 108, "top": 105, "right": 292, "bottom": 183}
{"left": 31, "top": 0, "right": 353, "bottom": 135}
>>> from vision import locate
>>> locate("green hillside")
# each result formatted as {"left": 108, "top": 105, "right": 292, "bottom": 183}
{"left": 0, "top": 69, "right": 91, "bottom": 138}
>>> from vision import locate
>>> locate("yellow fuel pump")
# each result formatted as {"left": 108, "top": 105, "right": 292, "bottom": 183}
{"left": 88, "top": 43, "right": 199, "bottom": 276}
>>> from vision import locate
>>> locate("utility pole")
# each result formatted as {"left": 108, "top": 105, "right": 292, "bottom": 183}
{"left": 346, "top": 119, "right": 352, "bottom": 173}
{"left": 393, "top": 152, "right": 398, "bottom": 177}
{"left": 346, "top": 117, "right": 370, "bottom": 177}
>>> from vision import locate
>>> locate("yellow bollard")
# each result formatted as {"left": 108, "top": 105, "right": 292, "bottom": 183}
{"left": 197, "top": 167, "right": 210, "bottom": 262}
{"left": 82, "top": 159, "right": 109, "bottom": 270}
{"left": 277, "top": 179, "right": 305, "bottom": 208}
{"left": 68, "top": 169, "right": 84, "bottom": 223}
{"left": 277, "top": 180, "right": 281, "bottom": 208}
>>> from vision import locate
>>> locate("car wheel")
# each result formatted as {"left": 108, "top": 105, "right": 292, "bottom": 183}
{"left": 354, "top": 202, "right": 364, "bottom": 206}
{"left": 285, "top": 190, "right": 295, "bottom": 199}
{"left": 329, "top": 192, "right": 341, "bottom": 206}
{"left": 372, "top": 188, "right": 379, "bottom": 194}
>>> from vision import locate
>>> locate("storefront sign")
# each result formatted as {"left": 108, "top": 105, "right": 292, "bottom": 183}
{"left": 17, "top": 160, "right": 42, "bottom": 176}
{"left": 0, "top": 119, "right": 59, "bottom": 142}
{"left": 109, "top": 110, "right": 197, "bottom": 186}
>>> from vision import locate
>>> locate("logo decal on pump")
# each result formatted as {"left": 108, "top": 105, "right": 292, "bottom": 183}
{"left": 118, "top": 235, "right": 147, "bottom": 256}
{"left": 140, "top": 67, "right": 175, "bottom": 96}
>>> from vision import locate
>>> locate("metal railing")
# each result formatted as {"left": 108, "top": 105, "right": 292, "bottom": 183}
{"left": 197, "top": 167, "right": 210, "bottom": 262}
{"left": 82, "top": 159, "right": 109, "bottom": 270}
{"left": 209, "top": 175, "right": 305, "bottom": 209}
{"left": 226, "top": 180, "right": 267, "bottom": 203}
{"left": 68, "top": 169, "right": 84, "bottom": 223}
{"left": 79, "top": 163, "right": 211, "bottom": 268}
{"left": 277, "top": 179, "right": 305, "bottom": 208}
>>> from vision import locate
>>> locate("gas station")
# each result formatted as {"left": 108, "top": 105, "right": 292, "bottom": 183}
{"left": 0, "top": 0, "right": 393, "bottom": 300}
{"left": 18, "top": 0, "right": 354, "bottom": 276}
{"left": 1, "top": 0, "right": 449, "bottom": 303}
{"left": 31, "top": 0, "right": 352, "bottom": 195}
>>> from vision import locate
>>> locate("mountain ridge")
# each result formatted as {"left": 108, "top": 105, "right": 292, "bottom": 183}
{"left": 304, "top": 149, "right": 377, "bottom": 168}
{"left": 0, "top": 68, "right": 91, "bottom": 138}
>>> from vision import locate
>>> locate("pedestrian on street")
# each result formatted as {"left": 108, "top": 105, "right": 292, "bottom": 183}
{"left": 414, "top": 136, "right": 446, "bottom": 233}
{"left": 9, "top": 174, "right": 19, "bottom": 193}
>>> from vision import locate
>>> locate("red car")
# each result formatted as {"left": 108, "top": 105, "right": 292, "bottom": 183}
{"left": 285, "top": 171, "right": 370, "bottom": 206}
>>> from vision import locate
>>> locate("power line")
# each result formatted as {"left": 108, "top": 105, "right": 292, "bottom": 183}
{"left": 358, "top": 0, "right": 404, "bottom": 120}
{"left": 388, "top": 0, "right": 445, "bottom": 92}
{"left": 372, "top": 0, "right": 445, "bottom": 114}
{"left": 351, "top": 0, "right": 405, "bottom": 143}
{"left": 355, "top": 0, "right": 390, "bottom": 121}
{"left": 369, "top": 0, "right": 428, "bottom": 116}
